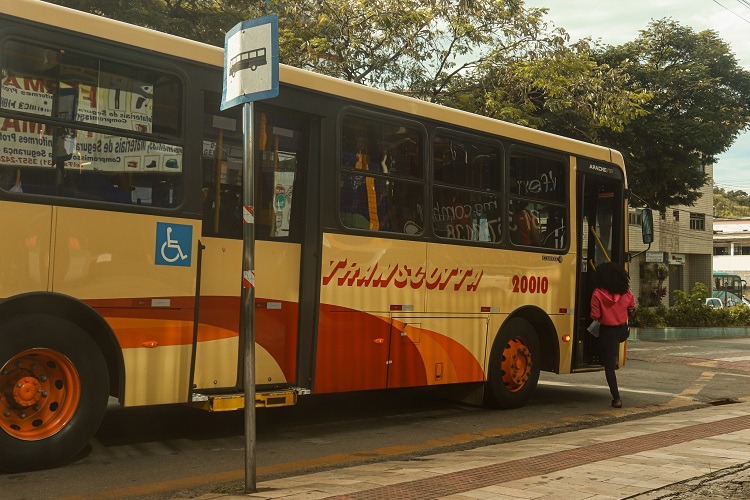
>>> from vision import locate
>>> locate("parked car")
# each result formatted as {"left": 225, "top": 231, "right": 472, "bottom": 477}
{"left": 705, "top": 297, "right": 724, "bottom": 308}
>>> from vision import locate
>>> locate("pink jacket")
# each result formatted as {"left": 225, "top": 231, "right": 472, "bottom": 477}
{"left": 590, "top": 288, "right": 635, "bottom": 326}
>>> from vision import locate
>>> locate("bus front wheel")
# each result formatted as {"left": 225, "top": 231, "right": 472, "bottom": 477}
{"left": 485, "top": 318, "right": 541, "bottom": 409}
{"left": 0, "top": 314, "right": 109, "bottom": 472}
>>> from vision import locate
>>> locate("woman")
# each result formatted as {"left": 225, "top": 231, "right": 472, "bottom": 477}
{"left": 590, "top": 261, "right": 635, "bottom": 408}
{"left": 511, "top": 203, "right": 541, "bottom": 246}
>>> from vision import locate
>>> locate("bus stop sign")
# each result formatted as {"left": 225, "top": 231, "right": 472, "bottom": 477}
{"left": 221, "top": 15, "right": 279, "bottom": 110}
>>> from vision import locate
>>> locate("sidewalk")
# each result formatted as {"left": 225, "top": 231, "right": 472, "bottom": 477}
{"left": 198, "top": 401, "right": 750, "bottom": 500}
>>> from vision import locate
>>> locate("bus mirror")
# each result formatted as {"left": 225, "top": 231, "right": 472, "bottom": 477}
{"left": 641, "top": 208, "right": 654, "bottom": 244}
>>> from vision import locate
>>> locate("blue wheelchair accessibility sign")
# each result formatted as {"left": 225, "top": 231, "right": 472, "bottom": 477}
{"left": 155, "top": 222, "right": 192, "bottom": 267}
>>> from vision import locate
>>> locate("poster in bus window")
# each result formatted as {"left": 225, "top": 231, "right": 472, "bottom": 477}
{"left": 272, "top": 171, "right": 294, "bottom": 237}
{"left": 72, "top": 71, "right": 153, "bottom": 134}
{"left": 0, "top": 73, "right": 59, "bottom": 166}
{"left": 1, "top": 71, "right": 168, "bottom": 171}
{"left": 0, "top": 118, "right": 53, "bottom": 168}
{"left": 1, "top": 71, "right": 54, "bottom": 117}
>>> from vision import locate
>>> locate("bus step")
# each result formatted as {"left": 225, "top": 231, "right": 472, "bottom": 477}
{"left": 190, "top": 389, "right": 298, "bottom": 411}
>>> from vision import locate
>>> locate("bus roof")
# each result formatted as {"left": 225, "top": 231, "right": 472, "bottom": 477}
{"left": 4, "top": 0, "right": 625, "bottom": 171}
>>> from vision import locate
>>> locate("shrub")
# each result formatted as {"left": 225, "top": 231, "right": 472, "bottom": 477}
{"left": 629, "top": 282, "right": 750, "bottom": 328}
{"left": 631, "top": 305, "right": 666, "bottom": 327}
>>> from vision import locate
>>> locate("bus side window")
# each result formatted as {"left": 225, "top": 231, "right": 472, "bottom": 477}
{"left": 508, "top": 152, "right": 567, "bottom": 250}
{"left": 339, "top": 114, "right": 423, "bottom": 235}
{"left": 432, "top": 134, "right": 502, "bottom": 243}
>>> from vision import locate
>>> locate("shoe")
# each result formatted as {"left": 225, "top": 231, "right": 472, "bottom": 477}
{"left": 611, "top": 398, "right": 622, "bottom": 408}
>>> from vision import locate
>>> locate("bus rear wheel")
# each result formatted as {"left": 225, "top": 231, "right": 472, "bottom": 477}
{"left": 485, "top": 317, "right": 540, "bottom": 409}
{"left": 0, "top": 314, "right": 109, "bottom": 472}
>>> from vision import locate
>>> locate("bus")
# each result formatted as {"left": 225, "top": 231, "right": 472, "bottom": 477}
{"left": 713, "top": 271, "right": 747, "bottom": 307}
{"left": 0, "top": 0, "right": 647, "bottom": 471}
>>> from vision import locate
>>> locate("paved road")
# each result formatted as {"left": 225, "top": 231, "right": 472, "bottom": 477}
{"left": 3, "top": 337, "right": 750, "bottom": 499}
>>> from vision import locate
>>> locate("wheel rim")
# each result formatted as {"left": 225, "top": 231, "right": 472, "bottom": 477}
{"left": 500, "top": 337, "right": 533, "bottom": 393}
{"left": 0, "top": 349, "right": 81, "bottom": 440}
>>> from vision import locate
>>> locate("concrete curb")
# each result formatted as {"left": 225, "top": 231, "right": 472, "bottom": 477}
{"left": 631, "top": 326, "right": 750, "bottom": 341}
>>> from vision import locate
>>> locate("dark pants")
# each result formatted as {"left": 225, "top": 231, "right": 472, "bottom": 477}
{"left": 599, "top": 324, "right": 626, "bottom": 400}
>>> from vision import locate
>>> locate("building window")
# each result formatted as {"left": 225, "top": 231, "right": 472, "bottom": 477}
{"left": 628, "top": 208, "right": 642, "bottom": 226}
{"left": 673, "top": 210, "right": 680, "bottom": 221}
{"left": 689, "top": 212, "right": 705, "bottom": 230}
{"left": 714, "top": 246, "right": 729, "bottom": 255}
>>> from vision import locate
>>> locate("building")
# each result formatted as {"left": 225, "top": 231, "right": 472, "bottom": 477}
{"left": 627, "top": 165, "right": 714, "bottom": 306}
{"left": 713, "top": 218, "right": 750, "bottom": 286}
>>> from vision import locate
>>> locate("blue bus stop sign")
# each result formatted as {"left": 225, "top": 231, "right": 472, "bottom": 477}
{"left": 221, "top": 15, "right": 279, "bottom": 110}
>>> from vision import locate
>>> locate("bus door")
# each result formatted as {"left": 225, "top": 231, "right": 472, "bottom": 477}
{"left": 195, "top": 93, "right": 311, "bottom": 394}
{"left": 573, "top": 162, "right": 625, "bottom": 369}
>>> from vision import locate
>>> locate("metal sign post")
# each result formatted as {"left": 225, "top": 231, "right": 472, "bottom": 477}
{"left": 221, "top": 14, "right": 278, "bottom": 494}
{"left": 241, "top": 101, "right": 257, "bottom": 491}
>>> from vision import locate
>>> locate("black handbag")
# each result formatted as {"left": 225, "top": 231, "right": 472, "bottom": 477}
{"left": 618, "top": 324, "right": 630, "bottom": 343}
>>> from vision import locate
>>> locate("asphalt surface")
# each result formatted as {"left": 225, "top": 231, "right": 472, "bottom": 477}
{"left": 634, "top": 461, "right": 750, "bottom": 499}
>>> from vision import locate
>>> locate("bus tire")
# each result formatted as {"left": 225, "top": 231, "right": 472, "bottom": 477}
{"left": 484, "top": 317, "right": 541, "bottom": 409}
{"left": 0, "top": 314, "right": 109, "bottom": 472}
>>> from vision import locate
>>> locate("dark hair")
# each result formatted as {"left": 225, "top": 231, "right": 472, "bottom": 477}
{"left": 594, "top": 261, "right": 630, "bottom": 295}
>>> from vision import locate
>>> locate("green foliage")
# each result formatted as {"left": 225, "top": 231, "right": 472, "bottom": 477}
{"left": 639, "top": 263, "right": 669, "bottom": 307}
{"left": 596, "top": 19, "right": 750, "bottom": 211}
{"left": 271, "top": 0, "right": 562, "bottom": 97}
{"left": 663, "top": 282, "right": 715, "bottom": 327}
{"left": 269, "top": 0, "right": 436, "bottom": 89}
{"left": 49, "top": 0, "right": 256, "bottom": 47}
{"left": 631, "top": 282, "right": 750, "bottom": 328}
{"left": 730, "top": 305, "right": 750, "bottom": 325}
{"left": 631, "top": 304, "right": 667, "bottom": 328}
{"left": 714, "top": 187, "right": 750, "bottom": 218}
{"left": 444, "top": 39, "right": 650, "bottom": 143}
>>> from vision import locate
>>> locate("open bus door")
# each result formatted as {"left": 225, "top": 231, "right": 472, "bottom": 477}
{"left": 193, "top": 93, "right": 315, "bottom": 407}
{"left": 574, "top": 163, "right": 625, "bottom": 369}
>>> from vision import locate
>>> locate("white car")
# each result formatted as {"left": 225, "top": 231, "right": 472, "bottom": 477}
{"left": 705, "top": 297, "right": 724, "bottom": 308}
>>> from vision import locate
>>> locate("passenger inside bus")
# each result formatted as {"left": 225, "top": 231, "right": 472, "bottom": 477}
{"left": 510, "top": 202, "right": 541, "bottom": 246}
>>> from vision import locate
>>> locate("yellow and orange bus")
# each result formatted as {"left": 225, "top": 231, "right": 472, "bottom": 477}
{"left": 0, "top": 0, "right": 644, "bottom": 471}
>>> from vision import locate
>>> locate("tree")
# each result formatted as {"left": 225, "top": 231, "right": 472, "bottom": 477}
{"left": 279, "top": 1, "right": 650, "bottom": 145}
{"left": 443, "top": 39, "right": 650, "bottom": 144}
{"left": 596, "top": 19, "right": 750, "bottom": 211}
{"left": 267, "top": 0, "right": 434, "bottom": 90}
{"left": 49, "top": 1, "right": 571, "bottom": 102}
{"left": 714, "top": 186, "right": 750, "bottom": 218}
{"left": 48, "top": 0, "right": 259, "bottom": 47}
{"left": 268, "top": 0, "right": 565, "bottom": 97}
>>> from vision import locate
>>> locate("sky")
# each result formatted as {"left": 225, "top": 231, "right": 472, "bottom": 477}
{"left": 524, "top": 0, "right": 750, "bottom": 193}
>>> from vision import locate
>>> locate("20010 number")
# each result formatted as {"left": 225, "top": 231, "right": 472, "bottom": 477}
{"left": 511, "top": 275, "right": 549, "bottom": 294}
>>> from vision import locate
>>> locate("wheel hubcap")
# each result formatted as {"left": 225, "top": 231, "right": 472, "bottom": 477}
{"left": 14, "top": 376, "right": 43, "bottom": 407}
{"left": 0, "top": 349, "right": 81, "bottom": 440}
{"left": 500, "top": 337, "right": 532, "bottom": 392}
